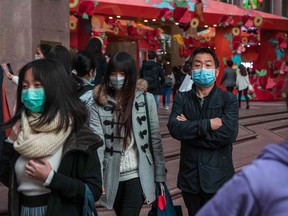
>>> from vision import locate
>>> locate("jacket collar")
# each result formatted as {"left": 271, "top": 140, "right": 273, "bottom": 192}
{"left": 93, "top": 79, "right": 148, "bottom": 106}
{"left": 62, "top": 124, "right": 103, "bottom": 156}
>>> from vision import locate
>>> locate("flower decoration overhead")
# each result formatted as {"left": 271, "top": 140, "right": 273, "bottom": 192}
{"left": 76, "top": 1, "right": 97, "bottom": 18}
{"left": 158, "top": 8, "right": 174, "bottom": 21}
{"left": 241, "top": 15, "right": 254, "bottom": 28}
{"left": 219, "top": 15, "right": 234, "bottom": 28}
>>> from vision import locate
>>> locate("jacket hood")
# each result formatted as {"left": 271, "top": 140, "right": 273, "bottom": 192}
{"left": 258, "top": 142, "right": 288, "bottom": 166}
{"left": 93, "top": 79, "right": 148, "bottom": 106}
{"left": 63, "top": 124, "right": 103, "bottom": 155}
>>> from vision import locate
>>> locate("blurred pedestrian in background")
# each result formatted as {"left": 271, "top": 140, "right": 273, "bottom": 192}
{"left": 162, "top": 63, "right": 175, "bottom": 109}
{"left": 85, "top": 38, "right": 107, "bottom": 86}
{"left": 220, "top": 60, "right": 236, "bottom": 93}
{"left": 236, "top": 64, "right": 250, "bottom": 109}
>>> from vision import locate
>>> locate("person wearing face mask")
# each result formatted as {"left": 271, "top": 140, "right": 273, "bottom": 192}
{"left": 167, "top": 47, "right": 239, "bottom": 216}
{"left": 4, "top": 44, "right": 52, "bottom": 86}
{"left": 0, "top": 59, "right": 103, "bottom": 216}
{"left": 89, "top": 52, "right": 166, "bottom": 216}
{"left": 71, "top": 51, "right": 97, "bottom": 109}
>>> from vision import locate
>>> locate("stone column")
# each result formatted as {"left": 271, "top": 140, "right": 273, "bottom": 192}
{"left": 0, "top": 0, "right": 69, "bottom": 111}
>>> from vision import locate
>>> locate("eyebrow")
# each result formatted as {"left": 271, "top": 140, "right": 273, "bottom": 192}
{"left": 194, "top": 60, "right": 213, "bottom": 63}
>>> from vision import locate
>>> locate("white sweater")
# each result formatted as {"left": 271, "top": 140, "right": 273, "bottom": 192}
{"left": 15, "top": 146, "right": 63, "bottom": 196}
{"left": 236, "top": 73, "right": 250, "bottom": 91}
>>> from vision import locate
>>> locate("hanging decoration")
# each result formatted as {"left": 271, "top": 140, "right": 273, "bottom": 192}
{"left": 194, "top": 0, "right": 204, "bottom": 22}
{"left": 219, "top": 15, "right": 234, "bottom": 28}
{"left": 76, "top": 1, "right": 98, "bottom": 19}
{"left": 190, "top": 18, "right": 199, "bottom": 28}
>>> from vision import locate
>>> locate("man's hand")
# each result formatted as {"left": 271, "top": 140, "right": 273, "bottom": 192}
{"left": 1, "top": 64, "right": 14, "bottom": 80}
{"left": 177, "top": 114, "right": 187, "bottom": 121}
{"left": 210, "top": 118, "right": 222, "bottom": 130}
{"left": 25, "top": 159, "right": 52, "bottom": 182}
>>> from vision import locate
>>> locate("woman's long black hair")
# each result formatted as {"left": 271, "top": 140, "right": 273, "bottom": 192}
{"left": 0, "top": 59, "right": 87, "bottom": 132}
{"left": 99, "top": 52, "right": 137, "bottom": 148}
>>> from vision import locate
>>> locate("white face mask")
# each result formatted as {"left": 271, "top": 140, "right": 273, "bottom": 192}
{"left": 109, "top": 76, "right": 125, "bottom": 90}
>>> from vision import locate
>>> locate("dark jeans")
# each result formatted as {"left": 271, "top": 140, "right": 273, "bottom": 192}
{"left": 113, "top": 178, "right": 144, "bottom": 216}
{"left": 182, "top": 191, "right": 215, "bottom": 216}
{"left": 238, "top": 88, "right": 249, "bottom": 107}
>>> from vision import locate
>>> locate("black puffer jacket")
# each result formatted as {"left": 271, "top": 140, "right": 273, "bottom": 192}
{"left": 167, "top": 84, "right": 238, "bottom": 194}
{"left": 0, "top": 125, "right": 103, "bottom": 216}
{"left": 139, "top": 60, "right": 165, "bottom": 95}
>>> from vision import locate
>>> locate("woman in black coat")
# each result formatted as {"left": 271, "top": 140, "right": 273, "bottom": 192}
{"left": 0, "top": 59, "right": 102, "bottom": 216}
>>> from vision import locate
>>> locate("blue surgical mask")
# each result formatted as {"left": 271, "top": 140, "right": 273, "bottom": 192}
{"left": 109, "top": 76, "right": 125, "bottom": 90}
{"left": 34, "top": 56, "right": 41, "bottom": 60}
{"left": 192, "top": 68, "right": 216, "bottom": 87}
{"left": 21, "top": 88, "right": 45, "bottom": 113}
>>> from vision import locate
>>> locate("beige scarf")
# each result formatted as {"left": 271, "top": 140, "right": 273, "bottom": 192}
{"left": 14, "top": 112, "right": 72, "bottom": 158}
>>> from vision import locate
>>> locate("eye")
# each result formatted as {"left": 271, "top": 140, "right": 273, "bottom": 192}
{"left": 34, "top": 82, "right": 43, "bottom": 88}
{"left": 22, "top": 84, "right": 28, "bottom": 89}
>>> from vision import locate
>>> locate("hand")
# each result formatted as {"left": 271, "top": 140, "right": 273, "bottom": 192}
{"left": 176, "top": 114, "right": 187, "bottom": 121}
{"left": 1, "top": 64, "right": 14, "bottom": 80}
{"left": 25, "top": 159, "right": 52, "bottom": 182}
{"left": 210, "top": 118, "right": 222, "bottom": 130}
{"left": 8, "top": 120, "right": 21, "bottom": 142}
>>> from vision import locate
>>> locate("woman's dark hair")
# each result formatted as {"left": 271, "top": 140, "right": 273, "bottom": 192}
{"left": 189, "top": 47, "right": 219, "bottom": 68}
{"left": 0, "top": 59, "right": 87, "bottom": 132}
{"left": 239, "top": 64, "right": 248, "bottom": 76}
{"left": 163, "top": 63, "right": 172, "bottom": 76}
{"left": 99, "top": 52, "right": 137, "bottom": 148}
{"left": 48, "top": 45, "right": 72, "bottom": 75}
{"left": 85, "top": 38, "right": 104, "bottom": 59}
{"left": 72, "top": 51, "right": 96, "bottom": 77}
{"left": 38, "top": 44, "right": 52, "bottom": 58}
{"left": 72, "top": 51, "right": 97, "bottom": 92}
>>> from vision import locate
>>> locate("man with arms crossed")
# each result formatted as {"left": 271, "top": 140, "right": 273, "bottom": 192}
{"left": 167, "top": 47, "right": 239, "bottom": 216}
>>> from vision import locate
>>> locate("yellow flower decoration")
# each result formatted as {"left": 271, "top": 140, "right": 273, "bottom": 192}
{"left": 173, "top": 34, "right": 184, "bottom": 46}
{"left": 242, "top": 37, "right": 248, "bottom": 43}
{"left": 254, "top": 16, "right": 263, "bottom": 27}
{"left": 190, "top": 18, "right": 199, "bottom": 29}
{"left": 232, "top": 27, "right": 240, "bottom": 36}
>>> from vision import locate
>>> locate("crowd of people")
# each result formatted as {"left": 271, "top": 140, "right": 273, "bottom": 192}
{"left": 0, "top": 42, "right": 287, "bottom": 216}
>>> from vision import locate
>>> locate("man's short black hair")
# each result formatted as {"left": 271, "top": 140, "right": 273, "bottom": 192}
{"left": 227, "top": 60, "right": 233, "bottom": 67}
{"left": 148, "top": 51, "right": 157, "bottom": 60}
{"left": 189, "top": 47, "right": 219, "bottom": 68}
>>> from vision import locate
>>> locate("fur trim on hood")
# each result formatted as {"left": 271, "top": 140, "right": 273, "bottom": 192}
{"left": 93, "top": 79, "right": 148, "bottom": 106}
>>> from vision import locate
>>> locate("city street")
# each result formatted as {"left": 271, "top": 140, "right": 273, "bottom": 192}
{"left": 2, "top": 101, "right": 285, "bottom": 216}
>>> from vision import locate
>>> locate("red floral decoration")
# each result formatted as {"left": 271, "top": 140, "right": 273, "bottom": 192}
{"left": 76, "top": 1, "right": 95, "bottom": 17}
{"left": 158, "top": 8, "right": 173, "bottom": 21}
{"left": 219, "top": 15, "right": 234, "bottom": 27}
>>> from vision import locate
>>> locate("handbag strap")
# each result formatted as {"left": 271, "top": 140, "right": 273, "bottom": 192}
{"left": 143, "top": 93, "right": 154, "bottom": 160}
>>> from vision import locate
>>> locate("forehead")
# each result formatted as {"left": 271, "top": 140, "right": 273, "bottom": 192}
{"left": 192, "top": 53, "right": 215, "bottom": 64}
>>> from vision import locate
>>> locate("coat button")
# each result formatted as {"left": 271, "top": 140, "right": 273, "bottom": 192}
{"left": 199, "top": 162, "right": 202, "bottom": 166}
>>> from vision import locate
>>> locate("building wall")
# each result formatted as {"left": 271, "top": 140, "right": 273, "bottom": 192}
{"left": 0, "top": 0, "right": 70, "bottom": 112}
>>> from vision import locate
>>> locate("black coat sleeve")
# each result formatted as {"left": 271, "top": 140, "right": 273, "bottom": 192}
{"left": 168, "top": 92, "right": 239, "bottom": 149}
{"left": 167, "top": 93, "right": 211, "bottom": 140}
{"left": 47, "top": 148, "right": 102, "bottom": 203}
{"left": 0, "top": 141, "right": 17, "bottom": 187}
{"left": 190, "top": 94, "right": 239, "bottom": 149}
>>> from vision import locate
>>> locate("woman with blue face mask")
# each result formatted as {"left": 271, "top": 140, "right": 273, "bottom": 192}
{"left": 0, "top": 59, "right": 103, "bottom": 216}
{"left": 89, "top": 52, "right": 166, "bottom": 216}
